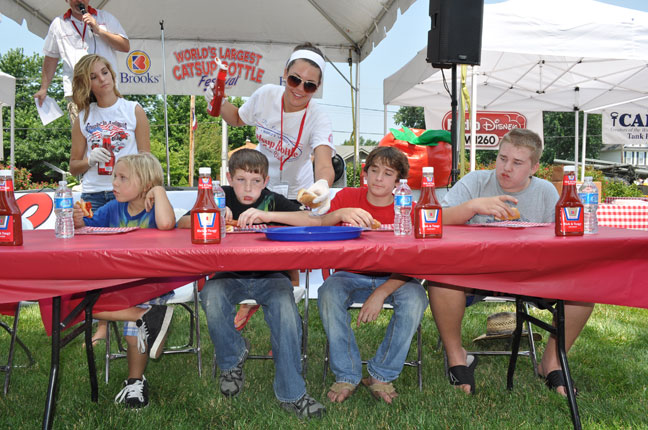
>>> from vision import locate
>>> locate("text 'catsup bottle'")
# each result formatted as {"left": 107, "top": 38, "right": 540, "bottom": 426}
{"left": 414, "top": 166, "right": 443, "bottom": 238}
{"left": 555, "top": 165, "right": 584, "bottom": 236}
{"left": 191, "top": 167, "right": 221, "bottom": 244}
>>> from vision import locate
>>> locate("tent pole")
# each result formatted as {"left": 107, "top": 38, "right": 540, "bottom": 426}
{"left": 470, "top": 65, "right": 477, "bottom": 172}
{"left": 354, "top": 55, "right": 360, "bottom": 176}
{"left": 221, "top": 119, "right": 228, "bottom": 185}
{"left": 160, "top": 20, "right": 171, "bottom": 186}
{"left": 450, "top": 65, "right": 459, "bottom": 185}
{"left": 580, "top": 113, "right": 588, "bottom": 182}
{"left": 10, "top": 104, "right": 15, "bottom": 171}
{"left": 573, "top": 87, "right": 580, "bottom": 173}
{"left": 383, "top": 105, "right": 387, "bottom": 138}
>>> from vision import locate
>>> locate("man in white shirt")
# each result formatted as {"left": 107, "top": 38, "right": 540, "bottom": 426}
{"left": 33, "top": 0, "right": 129, "bottom": 124}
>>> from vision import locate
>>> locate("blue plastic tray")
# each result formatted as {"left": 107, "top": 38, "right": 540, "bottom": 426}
{"left": 263, "top": 226, "right": 363, "bottom": 242}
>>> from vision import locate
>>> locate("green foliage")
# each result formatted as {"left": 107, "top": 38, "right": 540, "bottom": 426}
{"left": 603, "top": 179, "right": 645, "bottom": 198}
{"left": 542, "top": 111, "right": 603, "bottom": 164}
{"left": 341, "top": 135, "right": 378, "bottom": 146}
{"left": 346, "top": 162, "right": 362, "bottom": 187}
{"left": 1, "top": 48, "right": 71, "bottom": 183}
{"left": 0, "top": 163, "right": 57, "bottom": 190}
{"left": 393, "top": 106, "right": 425, "bottom": 129}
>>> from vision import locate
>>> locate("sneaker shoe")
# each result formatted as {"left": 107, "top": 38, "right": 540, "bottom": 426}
{"left": 219, "top": 338, "right": 250, "bottom": 397}
{"left": 114, "top": 376, "right": 149, "bottom": 409}
{"left": 280, "top": 393, "right": 326, "bottom": 419}
{"left": 136, "top": 305, "right": 174, "bottom": 359}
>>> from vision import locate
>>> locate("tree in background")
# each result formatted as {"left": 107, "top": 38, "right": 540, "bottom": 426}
{"left": 393, "top": 106, "right": 425, "bottom": 129}
{"left": 341, "top": 135, "right": 378, "bottom": 146}
{"left": 0, "top": 48, "right": 68, "bottom": 187}
{"left": 542, "top": 111, "right": 602, "bottom": 164}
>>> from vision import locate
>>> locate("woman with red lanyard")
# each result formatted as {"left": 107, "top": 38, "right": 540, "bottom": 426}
{"left": 206, "top": 43, "right": 335, "bottom": 214}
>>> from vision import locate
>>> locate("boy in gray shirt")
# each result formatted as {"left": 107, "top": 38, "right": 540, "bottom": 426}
{"left": 431, "top": 128, "right": 594, "bottom": 396}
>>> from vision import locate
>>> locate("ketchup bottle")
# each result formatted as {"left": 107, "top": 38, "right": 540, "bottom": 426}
{"left": 191, "top": 167, "right": 221, "bottom": 244}
{"left": 555, "top": 165, "right": 584, "bottom": 236}
{"left": 208, "top": 69, "right": 228, "bottom": 117}
{"left": 97, "top": 131, "right": 115, "bottom": 175}
{"left": 0, "top": 169, "right": 23, "bottom": 246}
{"left": 414, "top": 166, "right": 443, "bottom": 238}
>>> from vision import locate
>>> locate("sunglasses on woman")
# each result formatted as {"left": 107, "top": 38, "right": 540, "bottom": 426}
{"left": 286, "top": 74, "right": 319, "bottom": 93}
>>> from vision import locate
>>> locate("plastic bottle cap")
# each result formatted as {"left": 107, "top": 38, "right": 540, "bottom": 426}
{"left": 199, "top": 167, "right": 211, "bottom": 175}
{"left": 214, "top": 180, "right": 220, "bottom": 185}
{"left": 564, "top": 166, "right": 576, "bottom": 172}
{"left": 584, "top": 176, "right": 593, "bottom": 181}
{"left": 422, "top": 167, "right": 434, "bottom": 174}
{"left": 59, "top": 180, "right": 67, "bottom": 186}
{"left": 399, "top": 179, "right": 408, "bottom": 184}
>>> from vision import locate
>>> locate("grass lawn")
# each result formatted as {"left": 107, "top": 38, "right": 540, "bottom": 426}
{"left": 1, "top": 300, "right": 648, "bottom": 429}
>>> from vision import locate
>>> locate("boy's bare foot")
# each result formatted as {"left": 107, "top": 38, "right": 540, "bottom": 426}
{"left": 327, "top": 382, "right": 356, "bottom": 403}
{"left": 361, "top": 377, "right": 398, "bottom": 404}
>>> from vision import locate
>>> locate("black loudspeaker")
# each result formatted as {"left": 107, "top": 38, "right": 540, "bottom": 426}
{"left": 426, "top": 0, "right": 484, "bottom": 68}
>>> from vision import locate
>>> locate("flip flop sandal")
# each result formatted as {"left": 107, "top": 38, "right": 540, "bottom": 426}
{"left": 448, "top": 355, "right": 479, "bottom": 394}
{"left": 328, "top": 382, "right": 357, "bottom": 403}
{"left": 361, "top": 378, "right": 397, "bottom": 403}
{"left": 234, "top": 304, "right": 260, "bottom": 331}
{"left": 543, "top": 369, "right": 578, "bottom": 396}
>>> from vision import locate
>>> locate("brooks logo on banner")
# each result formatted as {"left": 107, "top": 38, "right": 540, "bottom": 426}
{"left": 127, "top": 51, "right": 151, "bottom": 74}
{"left": 0, "top": 216, "right": 9, "bottom": 230}
{"left": 563, "top": 207, "right": 582, "bottom": 221}
{"left": 197, "top": 213, "right": 217, "bottom": 228}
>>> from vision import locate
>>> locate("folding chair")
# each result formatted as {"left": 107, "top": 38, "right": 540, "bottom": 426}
{"left": 320, "top": 270, "right": 424, "bottom": 391}
{"left": 440, "top": 295, "right": 539, "bottom": 378}
{"left": 211, "top": 269, "right": 311, "bottom": 378}
{"left": 104, "top": 279, "right": 203, "bottom": 383}
{"left": 0, "top": 302, "right": 35, "bottom": 395}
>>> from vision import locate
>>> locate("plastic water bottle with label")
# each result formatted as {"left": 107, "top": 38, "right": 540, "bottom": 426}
{"left": 54, "top": 180, "right": 74, "bottom": 239}
{"left": 393, "top": 179, "right": 412, "bottom": 236}
{"left": 578, "top": 176, "right": 598, "bottom": 234}
{"left": 213, "top": 180, "right": 226, "bottom": 238}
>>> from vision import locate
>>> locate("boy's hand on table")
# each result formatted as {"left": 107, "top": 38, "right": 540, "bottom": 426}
{"left": 238, "top": 208, "right": 271, "bottom": 227}
{"left": 471, "top": 195, "right": 518, "bottom": 220}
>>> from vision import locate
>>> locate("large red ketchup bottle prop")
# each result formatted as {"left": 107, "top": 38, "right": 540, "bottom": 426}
{"left": 414, "top": 166, "right": 443, "bottom": 238}
{"left": 208, "top": 69, "right": 227, "bottom": 117}
{"left": 555, "top": 165, "right": 584, "bottom": 236}
{"left": 0, "top": 169, "right": 23, "bottom": 246}
{"left": 191, "top": 167, "right": 221, "bottom": 244}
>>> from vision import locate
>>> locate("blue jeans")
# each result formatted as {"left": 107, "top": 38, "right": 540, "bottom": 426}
{"left": 318, "top": 271, "right": 427, "bottom": 385}
{"left": 81, "top": 191, "right": 115, "bottom": 211}
{"left": 200, "top": 272, "right": 306, "bottom": 402}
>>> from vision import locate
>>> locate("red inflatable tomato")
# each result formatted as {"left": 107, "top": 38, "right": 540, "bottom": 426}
{"left": 378, "top": 127, "right": 452, "bottom": 189}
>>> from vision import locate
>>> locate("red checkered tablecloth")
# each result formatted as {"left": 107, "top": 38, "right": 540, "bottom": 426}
{"left": 598, "top": 204, "right": 648, "bottom": 231}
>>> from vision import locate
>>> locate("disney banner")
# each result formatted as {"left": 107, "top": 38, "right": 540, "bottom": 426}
{"left": 424, "top": 108, "right": 543, "bottom": 150}
{"left": 114, "top": 40, "right": 314, "bottom": 98}
{"left": 602, "top": 110, "right": 648, "bottom": 145}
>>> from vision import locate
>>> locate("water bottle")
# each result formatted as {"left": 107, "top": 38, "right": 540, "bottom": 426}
{"left": 578, "top": 176, "right": 599, "bottom": 234}
{"left": 54, "top": 180, "right": 74, "bottom": 239}
{"left": 213, "top": 180, "right": 226, "bottom": 238}
{"left": 393, "top": 179, "right": 412, "bottom": 236}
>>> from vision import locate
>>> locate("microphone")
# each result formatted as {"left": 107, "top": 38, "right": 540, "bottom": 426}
{"left": 77, "top": 4, "right": 93, "bottom": 33}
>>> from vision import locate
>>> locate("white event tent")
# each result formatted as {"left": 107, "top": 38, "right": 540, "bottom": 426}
{"left": 0, "top": 70, "right": 16, "bottom": 169}
{"left": 1, "top": 0, "right": 416, "bottom": 182}
{"left": 384, "top": 0, "right": 648, "bottom": 178}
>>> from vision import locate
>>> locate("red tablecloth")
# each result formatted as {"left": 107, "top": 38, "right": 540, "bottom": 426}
{"left": 1, "top": 226, "right": 648, "bottom": 313}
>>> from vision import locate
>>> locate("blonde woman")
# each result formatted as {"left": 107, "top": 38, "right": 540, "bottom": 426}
{"left": 69, "top": 54, "right": 150, "bottom": 348}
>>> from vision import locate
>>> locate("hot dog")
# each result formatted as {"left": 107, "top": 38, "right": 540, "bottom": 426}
{"left": 75, "top": 199, "right": 93, "bottom": 218}
{"left": 495, "top": 207, "right": 520, "bottom": 221}
{"left": 371, "top": 219, "right": 382, "bottom": 229}
{"left": 296, "top": 188, "right": 323, "bottom": 209}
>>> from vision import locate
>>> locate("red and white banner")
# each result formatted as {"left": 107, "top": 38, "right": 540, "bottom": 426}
{"left": 115, "top": 40, "right": 313, "bottom": 98}
{"left": 424, "top": 108, "right": 543, "bottom": 150}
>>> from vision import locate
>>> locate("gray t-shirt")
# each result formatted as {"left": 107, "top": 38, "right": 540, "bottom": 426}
{"left": 441, "top": 170, "right": 559, "bottom": 224}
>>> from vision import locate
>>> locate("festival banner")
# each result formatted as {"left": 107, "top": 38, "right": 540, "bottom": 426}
{"left": 115, "top": 40, "right": 308, "bottom": 98}
{"left": 602, "top": 109, "right": 648, "bottom": 145}
{"left": 424, "top": 108, "right": 543, "bottom": 150}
